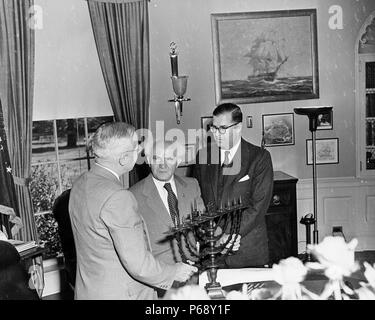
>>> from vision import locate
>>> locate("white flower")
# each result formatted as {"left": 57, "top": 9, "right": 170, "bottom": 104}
{"left": 363, "top": 262, "right": 375, "bottom": 288}
{"left": 272, "top": 257, "right": 307, "bottom": 285}
{"left": 356, "top": 286, "right": 375, "bottom": 300}
{"left": 308, "top": 236, "right": 359, "bottom": 280}
{"left": 165, "top": 285, "right": 210, "bottom": 300}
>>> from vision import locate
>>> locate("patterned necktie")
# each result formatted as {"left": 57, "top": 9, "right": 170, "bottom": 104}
{"left": 164, "top": 183, "right": 180, "bottom": 227}
{"left": 222, "top": 150, "right": 231, "bottom": 167}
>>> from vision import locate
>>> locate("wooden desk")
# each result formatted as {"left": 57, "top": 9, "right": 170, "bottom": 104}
{"left": 20, "top": 245, "right": 47, "bottom": 261}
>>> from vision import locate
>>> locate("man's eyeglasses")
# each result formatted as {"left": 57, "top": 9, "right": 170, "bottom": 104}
{"left": 210, "top": 122, "right": 240, "bottom": 134}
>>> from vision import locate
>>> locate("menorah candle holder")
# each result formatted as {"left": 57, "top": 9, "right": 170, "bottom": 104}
{"left": 164, "top": 197, "right": 248, "bottom": 299}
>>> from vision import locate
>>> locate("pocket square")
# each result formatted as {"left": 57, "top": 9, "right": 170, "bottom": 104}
{"left": 239, "top": 175, "right": 249, "bottom": 182}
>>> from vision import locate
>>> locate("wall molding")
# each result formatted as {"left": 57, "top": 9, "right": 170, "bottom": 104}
{"left": 295, "top": 176, "right": 375, "bottom": 253}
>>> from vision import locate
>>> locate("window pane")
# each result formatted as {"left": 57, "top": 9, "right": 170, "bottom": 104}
{"left": 61, "top": 160, "right": 88, "bottom": 189}
{"left": 87, "top": 116, "right": 114, "bottom": 135}
{"left": 35, "top": 212, "right": 62, "bottom": 259}
{"left": 30, "top": 163, "right": 59, "bottom": 213}
{"left": 32, "top": 120, "right": 56, "bottom": 163}
{"left": 57, "top": 118, "right": 87, "bottom": 161}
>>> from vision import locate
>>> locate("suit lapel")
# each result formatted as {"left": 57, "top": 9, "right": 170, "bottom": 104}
{"left": 142, "top": 174, "right": 172, "bottom": 228}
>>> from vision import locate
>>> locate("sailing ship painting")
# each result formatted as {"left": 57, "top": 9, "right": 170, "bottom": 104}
{"left": 244, "top": 35, "right": 288, "bottom": 82}
{"left": 212, "top": 10, "right": 319, "bottom": 104}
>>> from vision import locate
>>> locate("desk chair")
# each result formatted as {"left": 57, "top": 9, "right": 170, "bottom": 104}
{"left": 52, "top": 189, "right": 76, "bottom": 291}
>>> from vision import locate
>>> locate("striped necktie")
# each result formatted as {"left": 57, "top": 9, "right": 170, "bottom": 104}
{"left": 164, "top": 183, "right": 180, "bottom": 227}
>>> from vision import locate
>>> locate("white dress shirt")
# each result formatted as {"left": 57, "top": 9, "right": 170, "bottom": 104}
{"left": 95, "top": 162, "right": 120, "bottom": 181}
{"left": 152, "top": 176, "right": 178, "bottom": 217}
{"left": 220, "top": 139, "right": 241, "bottom": 165}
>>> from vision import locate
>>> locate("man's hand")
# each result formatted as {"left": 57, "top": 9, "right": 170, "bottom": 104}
{"left": 218, "top": 233, "right": 241, "bottom": 253}
{"left": 174, "top": 262, "right": 198, "bottom": 282}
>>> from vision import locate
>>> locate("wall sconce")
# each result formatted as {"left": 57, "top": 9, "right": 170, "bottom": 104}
{"left": 168, "top": 42, "right": 190, "bottom": 124}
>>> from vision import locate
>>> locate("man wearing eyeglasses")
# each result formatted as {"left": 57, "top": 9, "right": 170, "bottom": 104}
{"left": 193, "top": 103, "right": 274, "bottom": 268}
{"left": 69, "top": 122, "right": 197, "bottom": 299}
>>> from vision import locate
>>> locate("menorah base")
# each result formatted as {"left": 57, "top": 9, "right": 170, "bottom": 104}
{"left": 205, "top": 283, "right": 225, "bottom": 300}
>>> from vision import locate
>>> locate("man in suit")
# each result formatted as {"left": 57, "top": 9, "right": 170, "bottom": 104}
{"left": 68, "top": 122, "right": 197, "bottom": 300}
{"left": 193, "top": 103, "right": 274, "bottom": 268}
{"left": 130, "top": 140, "right": 240, "bottom": 283}
{"left": 130, "top": 140, "right": 202, "bottom": 266}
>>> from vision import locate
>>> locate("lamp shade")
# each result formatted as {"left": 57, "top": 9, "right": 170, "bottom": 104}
{"left": 171, "top": 76, "right": 188, "bottom": 96}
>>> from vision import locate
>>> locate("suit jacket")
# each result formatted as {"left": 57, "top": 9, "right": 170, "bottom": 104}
{"left": 193, "top": 138, "right": 274, "bottom": 268}
{"left": 129, "top": 174, "right": 205, "bottom": 265}
{"left": 68, "top": 164, "right": 178, "bottom": 300}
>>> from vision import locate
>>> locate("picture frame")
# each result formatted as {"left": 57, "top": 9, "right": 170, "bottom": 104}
{"left": 201, "top": 116, "right": 213, "bottom": 132}
{"left": 211, "top": 9, "right": 319, "bottom": 105}
{"left": 306, "top": 138, "right": 339, "bottom": 165}
{"left": 179, "top": 143, "right": 196, "bottom": 167}
{"left": 317, "top": 110, "right": 333, "bottom": 130}
{"left": 199, "top": 116, "right": 214, "bottom": 150}
{"left": 262, "top": 113, "right": 295, "bottom": 147}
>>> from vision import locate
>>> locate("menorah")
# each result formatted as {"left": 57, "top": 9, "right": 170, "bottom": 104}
{"left": 164, "top": 197, "right": 248, "bottom": 299}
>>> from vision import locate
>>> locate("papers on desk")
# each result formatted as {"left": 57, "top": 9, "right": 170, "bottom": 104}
{"left": 199, "top": 268, "right": 274, "bottom": 288}
{"left": 6, "top": 239, "right": 38, "bottom": 253}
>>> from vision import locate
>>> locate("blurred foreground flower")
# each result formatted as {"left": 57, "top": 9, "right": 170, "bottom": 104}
{"left": 164, "top": 285, "right": 210, "bottom": 300}
{"left": 272, "top": 257, "right": 316, "bottom": 299}
{"left": 308, "top": 236, "right": 359, "bottom": 300}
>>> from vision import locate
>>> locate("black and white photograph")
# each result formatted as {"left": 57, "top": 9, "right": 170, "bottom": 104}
{"left": 317, "top": 110, "right": 333, "bottom": 130}
{"left": 1, "top": 0, "right": 375, "bottom": 305}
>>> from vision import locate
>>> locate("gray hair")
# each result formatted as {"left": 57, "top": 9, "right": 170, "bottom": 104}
{"left": 144, "top": 139, "right": 185, "bottom": 165}
{"left": 89, "top": 122, "right": 135, "bottom": 159}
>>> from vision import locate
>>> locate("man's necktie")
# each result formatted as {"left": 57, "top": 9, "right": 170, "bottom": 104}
{"left": 164, "top": 183, "right": 180, "bottom": 227}
{"left": 222, "top": 150, "right": 231, "bottom": 167}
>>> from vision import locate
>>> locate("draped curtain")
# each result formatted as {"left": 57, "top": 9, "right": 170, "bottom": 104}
{"left": 0, "top": 0, "right": 37, "bottom": 241}
{"left": 87, "top": 0, "right": 150, "bottom": 186}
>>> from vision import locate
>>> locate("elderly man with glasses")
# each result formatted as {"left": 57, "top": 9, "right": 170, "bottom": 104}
{"left": 193, "top": 103, "right": 274, "bottom": 269}
{"left": 68, "top": 122, "right": 197, "bottom": 300}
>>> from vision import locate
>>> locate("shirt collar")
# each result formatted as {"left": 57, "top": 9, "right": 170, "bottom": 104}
{"left": 95, "top": 162, "right": 120, "bottom": 181}
{"left": 221, "top": 139, "right": 241, "bottom": 164}
{"left": 152, "top": 175, "right": 176, "bottom": 190}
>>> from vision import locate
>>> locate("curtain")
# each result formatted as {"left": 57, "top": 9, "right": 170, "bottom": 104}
{"left": 87, "top": 0, "right": 150, "bottom": 186}
{"left": 0, "top": 0, "right": 37, "bottom": 241}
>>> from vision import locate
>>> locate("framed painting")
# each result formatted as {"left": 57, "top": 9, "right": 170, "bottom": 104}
{"left": 211, "top": 9, "right": 319, "bottom": 105}
{"left": 306, "top": 138, "right": 339, "bottom": 165}
{"left": 179, "top": 143, "right": 196, "bottom": 167}
{"left": 201, "top": 116, "right": 213, "bottom": 132}
{"left": 199, "top": 116, "right": 214, "bottom": 150}
{"left": 262, "top": 113, "right": 294, "bottom": 147}
{"left": 317, "top": 110, "right": 333, "bottom": 130}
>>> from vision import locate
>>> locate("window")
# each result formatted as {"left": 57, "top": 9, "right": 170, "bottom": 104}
{"left": 31, "top": 116, "right": 114, "bottom": 258}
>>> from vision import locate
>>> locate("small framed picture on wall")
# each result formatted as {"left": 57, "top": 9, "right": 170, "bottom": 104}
{"left": 306, "top": 138, "right": 339, "bottom": 165}
{"left": 262, "top": 113, "right": 295, "bottom": 147}
{"left": 317, "top": 110, "right": 333, "bottom": 130}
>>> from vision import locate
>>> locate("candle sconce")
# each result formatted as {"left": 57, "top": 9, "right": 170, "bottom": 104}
{"left": 168, "top": 42, "right": 191, "bottom": 124}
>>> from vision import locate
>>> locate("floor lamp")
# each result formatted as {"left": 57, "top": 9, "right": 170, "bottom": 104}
{"left": 294, "top": 106, "right": 333, "bottom": 261}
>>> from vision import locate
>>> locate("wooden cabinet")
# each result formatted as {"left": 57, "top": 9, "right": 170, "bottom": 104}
{"left": 266, "top": 171, "right": 298, "bottom": 265}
